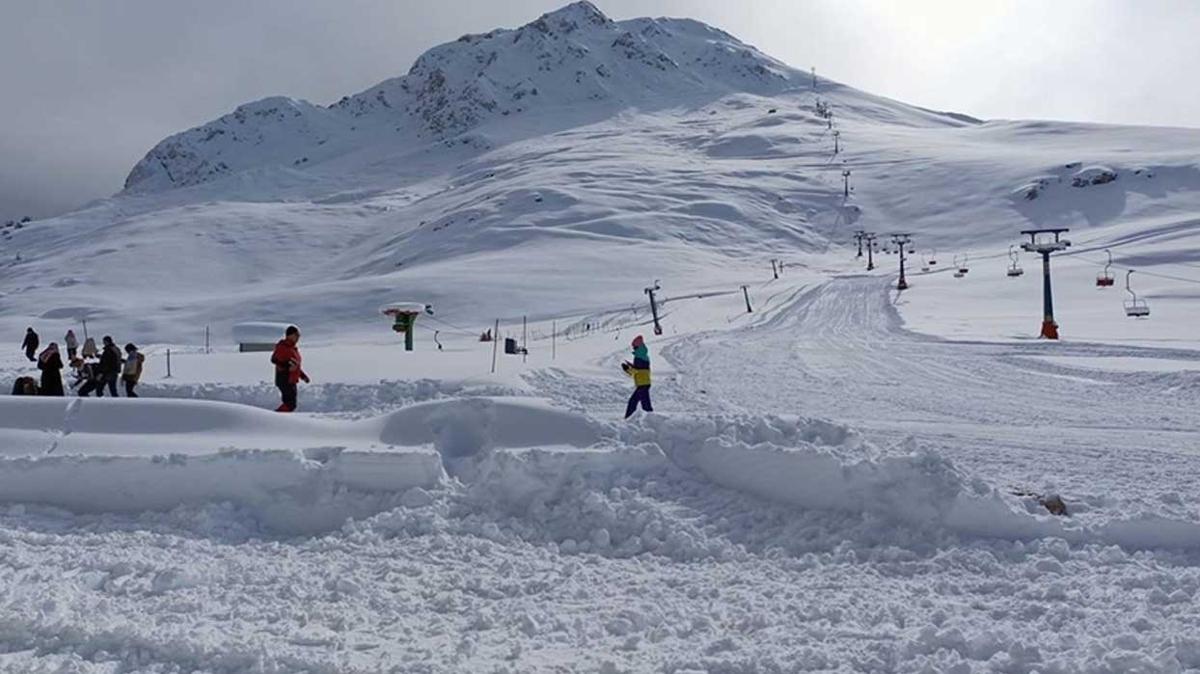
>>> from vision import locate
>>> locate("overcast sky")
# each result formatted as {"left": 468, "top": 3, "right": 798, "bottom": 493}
{"left": 2, "top": 0, "right": 1198, "bottom": 219}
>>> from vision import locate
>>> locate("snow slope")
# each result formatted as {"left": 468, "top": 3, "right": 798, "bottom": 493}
{"left": 5, "top": 1, "right": 1200, "bottom": 672}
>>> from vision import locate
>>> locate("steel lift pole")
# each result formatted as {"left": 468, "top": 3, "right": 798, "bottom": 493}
{"left": 1019, "top": 228, "right": 1071, "bottom": 339}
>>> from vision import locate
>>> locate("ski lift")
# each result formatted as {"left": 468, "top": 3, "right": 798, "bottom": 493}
{"left": 1123, "top": 270, "right": 1150, "bottom": 317}
{"left": 1006, "top": 245, "right": 1024, "bottom": 277}
{"left": 955, "top": 254, "right": 970, "bottom": 275}
{"left": 1096, "top": 248, "right": 1115, "bottom": 287}
{"left": 927, "top": 250, "right": 937, "bottom": 266}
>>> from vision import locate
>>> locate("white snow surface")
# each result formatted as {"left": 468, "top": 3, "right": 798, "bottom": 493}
{"left": 4, "top": 2, "right": 1200, "bottom": 672}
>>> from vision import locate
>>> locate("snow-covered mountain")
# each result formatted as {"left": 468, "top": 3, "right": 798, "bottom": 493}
{"left": 128, "top": 3, "right": 784, "bottom": 191}
{"left": 123, "top": 1, "right": 973, "bottom": 194}
{"left": 4, "top": 1, "right": 1200, "bottom": 345}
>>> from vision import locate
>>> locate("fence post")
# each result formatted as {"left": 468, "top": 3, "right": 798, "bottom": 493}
{"left": 490, "top": 319, "right": 500, "bottom": 374}
{"left": 165, "top": 349, "right": 172, "bottom": 378}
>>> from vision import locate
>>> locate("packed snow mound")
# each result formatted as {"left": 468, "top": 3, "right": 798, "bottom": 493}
{"left": 1, "top": 396, "right": 1198, "bottom": 549}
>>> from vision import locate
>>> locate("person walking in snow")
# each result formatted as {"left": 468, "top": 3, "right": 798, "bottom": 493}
{"left": 21, "top": 327, "right": 39, "bottom": 362}
{"left": 37, "top": 343, "right": 64, "bottom": 396}
{"left": 622, "top": 334, "right": 653, "bottom": 419}
{"left": 81, "top": 336, "right": 98, "bottom": 360}
{"left": 122, "top": 343, "right": 144, "bottom": 397}
{"left": 271, "top": 325, "right": 309, "bottom": 412}
{"left": 97, "top": 335, "right": 123, "bottom": 397}
{"left": 64, "top": 329, "right": 79, "bottom": 360}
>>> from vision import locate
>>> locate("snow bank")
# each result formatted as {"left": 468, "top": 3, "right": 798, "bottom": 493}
{"left": 2, "top": 395, "right": 1197, "bottom": 549}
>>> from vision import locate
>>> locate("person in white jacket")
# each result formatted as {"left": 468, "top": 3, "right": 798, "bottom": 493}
{"left": 64, "top": 329, "right": 79, "bottom": 360}
{"left": 122, "top": 343, "right": 145, "bottom": 397}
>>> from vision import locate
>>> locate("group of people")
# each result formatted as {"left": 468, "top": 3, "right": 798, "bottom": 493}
{"left": 15, "top": 323, "right": 646, "bottom": 419}
{"left": 15, "top": 327, "right": 144, "bottom": 397}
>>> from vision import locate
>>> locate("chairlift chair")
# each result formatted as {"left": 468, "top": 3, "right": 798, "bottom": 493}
{"left": 952, "top": 255, "right": 965, "bottom": 278}
{"left": 1096, "top": 248, "right": 1115, "bottom": 287}
{"left": 1123, "top": 270, "right": 1150, "bottom": 317}
{"left": 1006, "top": 245, "right": 1024, "bottom": 277}
{"left": 957, "top": 254, "right": 970, "bottom": 275}
{"left": 928, "top": 250, "right": 937, "bottom": 266}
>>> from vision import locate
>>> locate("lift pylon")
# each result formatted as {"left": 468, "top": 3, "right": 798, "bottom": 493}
{"left": 1019, "top": 228, "right": 1071, "bottom": 339}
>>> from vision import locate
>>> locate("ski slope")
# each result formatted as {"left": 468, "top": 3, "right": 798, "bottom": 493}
{"left": 4, "top": 1, "right": 1200, "bottom": 672}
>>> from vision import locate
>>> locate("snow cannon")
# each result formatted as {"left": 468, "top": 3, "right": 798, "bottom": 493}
{"left": 380, "top": 302, "right": 433, "bottom": 351}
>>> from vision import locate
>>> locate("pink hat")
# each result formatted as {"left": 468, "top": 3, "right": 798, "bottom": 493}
{"left": 631, "top": 335, "right": 645, "bottom": 347}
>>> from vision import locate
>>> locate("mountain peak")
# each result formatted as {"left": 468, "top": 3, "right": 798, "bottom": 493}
{"left": 535, "top": 1, "right": 611, "bottom": 30}
{"left": 124, "top": 2, "right": 801, "bottom": 192}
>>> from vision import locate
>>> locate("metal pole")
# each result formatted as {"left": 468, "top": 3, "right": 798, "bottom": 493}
{"left": 205, "top": 325, "right": 210, "bottom": 354}
{"left": 491, "top": 319, "right": 500, "bottom": 373}
{"left": 866, "top": 236, "right": 876, "bottom": 271}
{"left": 166, "top": 349, "right": 172, "bottom": 378}
{"left": 1041, "top": 252, "right": 1057, "bottom": 339}
{"left": 522, "top": 315, "right": 527, "bottom": 363}
{"left": 741, "top": 285, "right": 753, "bottom": 313}
{"left": 82, "top": 319, "right": 88, "bottom": 341}
{"left": 552, "top": 320, "right": 556, "bottom": 360}
{"left": 646, "top": 285, "right": 663, "bottom": 336}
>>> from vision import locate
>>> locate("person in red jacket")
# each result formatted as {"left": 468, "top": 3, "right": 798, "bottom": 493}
{"left": 270, "top": 325, "right": 310, "bottom": 412}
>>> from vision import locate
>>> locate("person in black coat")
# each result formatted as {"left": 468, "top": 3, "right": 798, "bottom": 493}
{"left": 97, "top": 335, "right": 123, "bottom": 397}
{"left": 21, "top": 327, "right": 38, "bottom": 361}
{"left": 36, "top": 343, "right": 64, "bottom": 396}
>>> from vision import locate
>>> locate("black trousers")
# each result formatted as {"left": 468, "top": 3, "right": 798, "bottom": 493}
{"left": 25, "top": 347, "right": 36, "bottom": 361}
{"left": 278, "top": 382, "right": 297, "bottom": 410}
{"left": 625, "top": 385, "right": 653, "bottom": 418}
{"left": 96, "top": 373, "right": 118, "bottom": 397}
{"left": 124, "top": 378, "right": 138, "bottom": 398}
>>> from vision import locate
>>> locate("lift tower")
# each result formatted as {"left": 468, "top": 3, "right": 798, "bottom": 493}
{"left": 853, "top": 230, "right": 865, "bottom": 258}
{"left": 864, "top": 233, "right": 877, "bottom": 271}
{"left": 1019, "top": 228, "right": 1071, "bottom": 339}
{"left": 890, "top": 233, "right": 913, "bottom": 290}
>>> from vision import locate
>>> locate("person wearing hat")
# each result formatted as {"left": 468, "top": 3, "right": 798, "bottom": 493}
{"left": 270, "top": 325, "right": 310, "bottom": 412}
{"left": 621, "top": 334, "right": 653, "bottom": 419}
{"left": 122, "top": 343, "right": 145, "bottom": 397}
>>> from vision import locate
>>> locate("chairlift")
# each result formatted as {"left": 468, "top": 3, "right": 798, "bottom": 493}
{"left": 927, "top": 250, "right": 937, "bottom": 266}
{"left": 1096, "top": 248, "right": 1115, "bottom": 287}
{"left": 956, "top": 254, "right": 970, "bottom": 275}
{"left": 1123, "top": 270, "right": 1150, "bottom": 317}
{"left": 952, "top": 255, "right": 965, "bottom": 278}
{"left": 1006, "top": 245, "right": 1024, "bottom": 277}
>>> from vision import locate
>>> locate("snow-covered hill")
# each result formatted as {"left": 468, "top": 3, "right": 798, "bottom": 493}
{"left": 8, "top": 4, "right": 1200, "bottom": 671}
{"left": 3, "top": 0, "right": 1199, "bottom": 349}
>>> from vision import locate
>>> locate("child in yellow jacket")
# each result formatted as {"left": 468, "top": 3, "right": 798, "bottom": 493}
{"left": 622, "top": 335, "right": 653, "bottom": 418}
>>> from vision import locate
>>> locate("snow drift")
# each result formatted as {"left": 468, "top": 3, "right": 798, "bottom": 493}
{"left": 4, "top": 395, "right": 1196, "bottom": 549}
